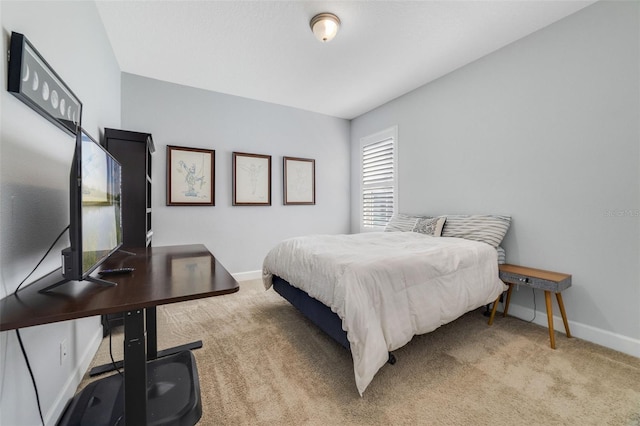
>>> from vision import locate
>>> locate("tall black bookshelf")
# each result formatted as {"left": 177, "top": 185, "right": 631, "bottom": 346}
{"left": 104, "top": 128, "right": 154, "bottom": 248}
{"left": 101, "top": 128, "right": 155, "bottom": 335}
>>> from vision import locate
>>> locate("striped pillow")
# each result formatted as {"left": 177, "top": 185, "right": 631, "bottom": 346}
{"left": 384, "top": 214, "right": 421, "bottom": 232}
{"left": 497, "top": 246, "right": 506, "bottom": 264}
{"left": 441, "top": 215, "right": 511, "bottom": 248}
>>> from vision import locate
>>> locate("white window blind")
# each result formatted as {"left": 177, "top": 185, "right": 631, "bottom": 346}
{"left": 361, "top": 127, "right": 397, "bottom": 230}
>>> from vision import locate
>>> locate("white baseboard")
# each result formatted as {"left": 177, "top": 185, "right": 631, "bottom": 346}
{"left": 505, "top": 302, "right": 640, "bottom": 358}
{"left": 232, "top": 270, "right": 262, "bottom": 282}
{"left": 46, "top": 324, "right": 104, "bottom": 426}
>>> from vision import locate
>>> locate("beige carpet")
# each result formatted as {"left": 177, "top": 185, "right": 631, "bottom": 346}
{"left": 81, "top": 279, "right": 640, "bottom": 425}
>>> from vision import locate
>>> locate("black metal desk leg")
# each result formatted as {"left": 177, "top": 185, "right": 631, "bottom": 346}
{"left": 90, "top": 309, "right": 204, "bottom": 377}
{"left": 124, "top": 309, "right": 147, "bottom": 425}
{"left": 145, "top": 305, "right": 204, "bottom": 361}
{"left": 146, "top": 307, "right": 157, "bottom": 359}
{"left": 146, "top": 307, "right": 204, "bottom": 360}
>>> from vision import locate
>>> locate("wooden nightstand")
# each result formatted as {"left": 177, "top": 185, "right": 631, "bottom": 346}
{"left": 488, "top": 264, "right": 572, "bottom": 349}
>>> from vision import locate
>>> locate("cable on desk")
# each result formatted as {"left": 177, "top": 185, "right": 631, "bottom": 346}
{"left": 528, "top": 288, "right": 537, "bottom": 323}
{"left": 108, "top": 324, "right": 123, "bottom": 377}
{"left": 11, "top": 225, "right": 69, "bottom": 426}
{"left": 15, "top": 329, "right": 44, "bottom": 426}
{"left": 14, "top": 225, "right": 69, "bottom": 295}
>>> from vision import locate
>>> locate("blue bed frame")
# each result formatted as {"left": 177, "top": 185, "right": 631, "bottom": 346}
{"left": 273, "top": 275, "right": 350, "bottom": 349}
{"left": 272, "top": 276, "right": 396, "bottom": 364}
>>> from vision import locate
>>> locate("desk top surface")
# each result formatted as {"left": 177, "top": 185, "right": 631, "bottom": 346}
{"left": 0, "top": 244, "right": 239, "bottom": 331}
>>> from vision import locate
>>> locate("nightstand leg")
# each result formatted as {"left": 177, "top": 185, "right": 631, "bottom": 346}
{"left": 555, "top": 292, "right": 572, "bottom": 338}
{"left": 503, "top": 284, "right": 513, "bottom": 317}
{"left": 545, "top": 291, "right": 556, "bottom": 349}
{"left": 488, "top": 295, "right": 501, "bottom": 325}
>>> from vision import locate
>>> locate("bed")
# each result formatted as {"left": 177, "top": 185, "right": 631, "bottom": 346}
{"left": 262, "top": 214, "right": 510, "bottom": 395}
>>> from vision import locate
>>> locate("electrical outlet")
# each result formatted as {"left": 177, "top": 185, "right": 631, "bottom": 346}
{"left": 60, "top": 339, "right": 68, "bottom": 365}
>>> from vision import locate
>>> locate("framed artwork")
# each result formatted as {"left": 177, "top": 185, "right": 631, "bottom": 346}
{"left": 284, "top": 157, "right": 315, "bottom": 205}
{"left": 7, "top": 32, "right": 82, "bottom": 136}
{"left": 233, "top": 152, "right": 271, "bottom": 206}
{"left": 166, "top": 145, "right": 215, "bottom": 206}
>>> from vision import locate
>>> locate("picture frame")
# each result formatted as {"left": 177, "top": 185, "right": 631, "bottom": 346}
{"left": 7, "top": 32, "right": 82, "bottom": 136}
{"left": 283, "top": 157, "right": 316, "bottom": 205}
{"left": 232, "top": 152, "right": 271, "bottom": 206}
{"left": 166, "top": 145, "right": 215, "bottom": 206}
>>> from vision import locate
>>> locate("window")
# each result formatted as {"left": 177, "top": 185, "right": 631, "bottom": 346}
{"left": 360, "top": 126, "right": 398, "bottom": 231}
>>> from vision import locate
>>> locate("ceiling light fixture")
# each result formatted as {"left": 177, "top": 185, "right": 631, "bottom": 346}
{"left": 310, "top": 13, "right": 341, "bottom": 43}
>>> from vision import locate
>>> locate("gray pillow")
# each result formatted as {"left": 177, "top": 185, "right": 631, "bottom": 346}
{"left": 384, "top": 214, "right": 421, "bottom": 232}
{"left": 441, "top": 215, "right": 511, "bottom": 248}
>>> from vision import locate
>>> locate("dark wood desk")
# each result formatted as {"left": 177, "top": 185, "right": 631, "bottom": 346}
{"left": 0, "top": 244, "right": 239, "bottom": 425}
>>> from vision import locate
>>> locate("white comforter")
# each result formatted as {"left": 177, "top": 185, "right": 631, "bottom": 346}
{"left": 262, "top": 232, "right": 506, "bottom": 395}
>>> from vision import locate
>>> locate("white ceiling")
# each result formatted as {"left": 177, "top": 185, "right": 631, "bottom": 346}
{"left": 96, "top": 0, "right": 596, "bottom": 120}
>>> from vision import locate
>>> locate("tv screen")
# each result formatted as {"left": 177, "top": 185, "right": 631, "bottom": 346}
{"left": 77, "top": 131, "right": 123, "bottom": 277}
{"left": 42, "top": 128, "right": 123, "bottom": 292}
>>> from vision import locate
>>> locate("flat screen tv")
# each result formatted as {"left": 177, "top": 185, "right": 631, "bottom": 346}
{"left": 41, "top": 128, "right": 123, "bottom": 292}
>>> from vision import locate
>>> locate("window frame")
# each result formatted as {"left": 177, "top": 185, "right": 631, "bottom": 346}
{"left": 359, "top": 125, "right": 398, "bottom": 232}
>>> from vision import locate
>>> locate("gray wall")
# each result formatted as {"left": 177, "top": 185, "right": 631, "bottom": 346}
{"left": 0, "top": 1, "right": 121, "bottom": 424}
{"left": 121, "top": 74, "right": 351, "bottom": 275}
{"left": 351, "top": 1, "right": 639, "bottom": 356}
